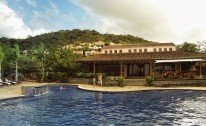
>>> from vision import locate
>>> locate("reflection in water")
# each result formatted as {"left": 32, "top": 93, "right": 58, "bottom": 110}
{"left": 94, "top": 92, "right": 103, "bottom": 103}
{"left": 98, "top": 92, "right": 103, "bottom": 102}
{"left": 1, "top": 87, "right": 206, "bottom": 125}
{"left": 174, "top": 96, "right": 206, "bottom": 125}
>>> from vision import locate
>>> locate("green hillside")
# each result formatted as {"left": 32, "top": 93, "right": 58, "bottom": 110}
{"left": 0, "top": 29, "right": 151, "bottom": 49}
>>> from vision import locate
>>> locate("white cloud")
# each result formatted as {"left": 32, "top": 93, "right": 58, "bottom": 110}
{"left": 0, "top": 2, "right": 32, "bottom": 38}
{"left": 74, "top": 0, "right": 206, "bottom": 44}
{"left": 32, "top": 28, "right": 49, "bottom": 36}
{"left": 0, "top": 2, "right": 48, "bottom": 39}
{"left": 26, "top": 0, "right": 37, "bottom": 7}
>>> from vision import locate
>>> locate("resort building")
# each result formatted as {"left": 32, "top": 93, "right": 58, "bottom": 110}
{"left": 76, "top": 43, "right": 206, "bottom": 80}
{"left": 101, "top": 43, "right": 176, "bottom": 54}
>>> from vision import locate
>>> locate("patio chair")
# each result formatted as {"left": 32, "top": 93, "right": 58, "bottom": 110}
{"left": 0, "top": 79, "right": 5, "bottom": 86}
{"left": 0, "top": 79, "right": 11, "bottom": 86}
{"left": 0, "top": 82, "right": 3, "bottom": 87}
{"left": 7, "top": 79, "right": 18, "bottom": 85}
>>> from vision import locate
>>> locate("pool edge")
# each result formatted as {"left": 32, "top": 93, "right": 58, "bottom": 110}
{"left": 77, "top": 84, "right": 206, "bottom": 93}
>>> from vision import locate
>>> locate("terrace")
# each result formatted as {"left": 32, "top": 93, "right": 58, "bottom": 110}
{"left": 77, "top": 51, "right": 206, "bottom": 80}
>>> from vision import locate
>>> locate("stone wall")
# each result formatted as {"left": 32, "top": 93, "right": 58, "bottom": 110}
{"left": 125, "top": 79, "right": 146, "bottom": 86}
{"left": 69, "top": 78, "right": 146, "bottom": 86}
{"left": 68, "top": 78, "right": 92, "bottom": 84}
{"left": 69, "top": 78, "right": 206, "bottom": 87}
{"left": 154, "top": 79, "right": 206, "bottom": 87}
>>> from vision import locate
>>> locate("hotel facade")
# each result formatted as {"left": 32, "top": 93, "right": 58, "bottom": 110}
{"left": 77, "top": 43, "right": 206, "bottom": 80}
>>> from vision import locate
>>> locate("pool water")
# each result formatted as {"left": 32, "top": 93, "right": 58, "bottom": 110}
{"left": 1, "top": 86, "right": 206, "bottom": 126}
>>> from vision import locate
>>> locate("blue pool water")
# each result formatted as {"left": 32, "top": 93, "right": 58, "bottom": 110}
{"left": 1, "top": 86, "right": 206, "bottom": 126}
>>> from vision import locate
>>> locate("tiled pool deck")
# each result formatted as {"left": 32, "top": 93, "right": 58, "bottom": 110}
{"left": 1, "top": 82, "right": 206, "bottom": 100}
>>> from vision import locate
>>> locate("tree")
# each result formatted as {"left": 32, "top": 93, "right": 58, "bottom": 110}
{"left": 35, "top": 43, "right": 47, "bottom": 82}
{"left": 104, "top": 42, "right": 110, "bottom": 46}
{"left": 0, "top": 45, "right": 4, "bottom": 79}
{"left": 197, "top": 41, "right": 206, "bottom": 52}
{"left": 45, "top": 46, "right": 80, "bottom": 82}
{"left": 176, "top": 42, "right": 200, "bottom": 53}
{"left": 12, "top": 44, "right": 20, "bottom": 81}
{"left": 18, "top": 50, "right": 38, "bottom": 80}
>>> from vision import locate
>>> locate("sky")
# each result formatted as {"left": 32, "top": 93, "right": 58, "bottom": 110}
{"left": 0, "top": 0, "right": 206, "bottom": 44}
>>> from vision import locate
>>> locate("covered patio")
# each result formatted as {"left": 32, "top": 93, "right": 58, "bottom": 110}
{"left": 154, "top": 59, "right": 206, "bottom": 80}
{"left": 76, "top": 51, "right": 206, "bottom": 80}
{"left": 78, "top": 60, "right": 154, "bottom": 78}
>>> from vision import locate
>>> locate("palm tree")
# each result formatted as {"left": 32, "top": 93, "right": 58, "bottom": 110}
{"left": 13, "top": 44, "right": 20, "bottom": 82}
{"left": 0, "top": 45, "right": 4, "bottom": 79}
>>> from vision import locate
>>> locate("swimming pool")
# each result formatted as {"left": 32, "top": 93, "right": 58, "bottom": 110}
{"left": 0, "top": 86, "right": 206, "bottom": 125}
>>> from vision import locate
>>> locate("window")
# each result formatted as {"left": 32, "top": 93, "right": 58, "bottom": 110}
{"left": 110, "top": 50, "right": 112, "bottom": 54}
{"left": 119, "top": 50, "right": 122, "bottom": 53}
{"left": 169, "top": 48, "right": 172, "bottom": 51}
{"left": 139, "top": 49, "right": 142, "bottom": 52}
{"left": 144, "top": 49, "right": 147, "bottom": 52}
{"left": 154, "top": 48, "right": 157, "bottom": 52}
{"left": 114, "top": 50, "right": 117, "bottom": 53}
{"left": 134, "top": 49, "right": 137, "bottom": 53}
{"left": 159, "top": 48, "right": 162, "bottom": 52}
{"left": 105, "top": 50, "right": 108, "bottom": 54}
{"left": 164, "top": 48, "right": 167, "bottom": 51}
{"left": 128, "top": 49, "right": 132, "bottom": 53}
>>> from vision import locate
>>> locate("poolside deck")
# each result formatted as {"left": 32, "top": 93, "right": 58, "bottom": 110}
{"left": 78, "top": 84, "right": 206, "bottom": 92}
{"left": 0, "top": 82, "right": 47, "bottom": 100}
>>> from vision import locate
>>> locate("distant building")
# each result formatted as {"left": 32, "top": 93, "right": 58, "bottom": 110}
{"left": 76, "top": 46, "right": 82, "bottom": 49}
{"left": 93, "top": 41, "right": 105, "bottom": 46}
{"left": 102, "top": 43, "right": 176, "bottom": 54}
{"left": 74, "top": 50, "right": 83, "bottom": 55}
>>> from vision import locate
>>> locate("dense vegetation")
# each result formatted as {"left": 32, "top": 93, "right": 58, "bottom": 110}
{"left": 0, "top": 43, "right": 80, "bottom": 82}
{"left": 0, "top": 29, "right": 152, "bottom": 82}
{"left": 0, "top": 29, "right": 150, "bottom": 50}
{"left": 176, "top": 42, "right": 200, "bottom": 53}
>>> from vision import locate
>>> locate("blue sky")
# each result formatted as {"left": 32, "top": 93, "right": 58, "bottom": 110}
{"left": 6, "top": 0, "right": 100, "bottom": 32}
{"left": 1, "top": 0, "right": 206, "bottom": 44}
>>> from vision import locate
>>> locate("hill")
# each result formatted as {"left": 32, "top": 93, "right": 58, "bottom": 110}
{"left": 0, "top": 29, "right": 151, "bottom": 49}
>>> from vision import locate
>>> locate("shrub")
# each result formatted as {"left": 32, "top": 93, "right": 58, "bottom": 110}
{"left": 47, "top": 72, "right": 56, "bottom": 82}
{"left": 145, "top": 76, "right": 154, "bottom": 86}
{"left": 85, "top": 73, "right": 93, "bottom": 78}
{"left": 46, "top": 72, "right": 68, "bottom": 82}
{"left": 102, "top": 73, "right": 107, "bottom": 79}
{"left": 116, "top": 76, "right": 125, "bottom": 87}
{"left": 94, "top": 73, "right": 107, "bottom": 79}
{"left": 57, "top": 72, "right": 68, "bottom": 82}
{"left": 95, "top": 73, "right": 102, "bottom": 78}
{"left": 76, "top": 72, "right": 85, "bottom": 78}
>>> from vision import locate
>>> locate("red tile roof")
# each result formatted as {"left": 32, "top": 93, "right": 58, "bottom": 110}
{"left": 76, "top": 51, "right": 206, "bottom": 63}
{"left": 103, "top": 43, "right": 175, "bottom": 49}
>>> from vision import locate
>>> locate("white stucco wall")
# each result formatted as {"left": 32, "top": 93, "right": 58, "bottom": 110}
{"left": 101, "top": 45, "right": 176, "bottom": 54}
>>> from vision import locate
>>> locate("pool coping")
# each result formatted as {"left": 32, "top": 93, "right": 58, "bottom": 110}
{"left": 77, "top": 84, "right": 206, "bottom": 92}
